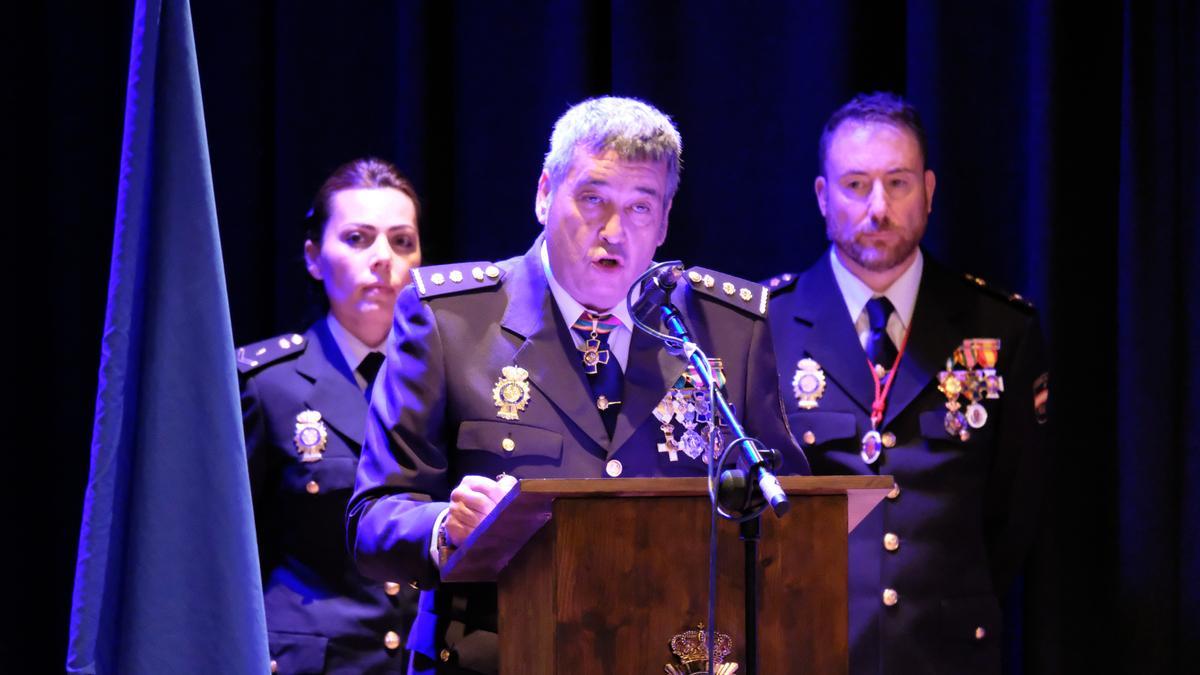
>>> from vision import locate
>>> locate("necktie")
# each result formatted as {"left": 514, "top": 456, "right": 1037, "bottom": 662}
{"left": 571, "top": 312, "right": 624, "bottom": 438}
{"left": 864, "top": 296, "right": 898, "bottom": 371}
{"left": 357, "top": 352, "right": 385, "bottom": 399}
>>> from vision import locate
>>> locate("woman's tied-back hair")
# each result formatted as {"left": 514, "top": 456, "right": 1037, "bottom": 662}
{"left": 304, "top": 157, "right": 420, "bottom": 243}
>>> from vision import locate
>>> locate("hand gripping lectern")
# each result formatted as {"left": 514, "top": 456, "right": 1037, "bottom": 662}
{"left": 440, "top": 475, "right": 891, "bottom": 674}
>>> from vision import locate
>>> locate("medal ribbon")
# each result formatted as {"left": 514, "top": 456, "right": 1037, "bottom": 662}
{"left": 867, "top": 325, "right": 912, "bottom": 430}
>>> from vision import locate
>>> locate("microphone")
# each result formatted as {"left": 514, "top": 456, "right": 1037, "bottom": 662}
{"left": 632, "top": 264, "right": 684, "bottom": 326}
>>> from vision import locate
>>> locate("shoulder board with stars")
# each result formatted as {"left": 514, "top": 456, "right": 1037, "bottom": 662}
{"left": 237, "top": 332, "right": 308, "bottom": 375}
{"left": 762, "top": 272, "right": 799, "bottom": 296}
{"left": 961, "top": 273, "right": 1036, "bottom": 312}
{"left": 683, "top": 266, "right": 770, "bottom": 317}
{"left": 410, "top": 262, "right": 503, "bottom": 299}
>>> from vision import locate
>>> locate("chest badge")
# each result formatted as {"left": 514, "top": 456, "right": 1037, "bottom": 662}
{"left": 792, "top": 358, "right": 827, "bottom": 410}
{"left": 293, "top": 410, "right": 328, "bottom": 462}
{"left": 493, "top": 365, "right": 532, "bottom": 421}
{"left": 938, "top": 338, "right": 1005, "bottom": 441}
{"left": 654, "top": 359, "right": 727, "bottom": 463}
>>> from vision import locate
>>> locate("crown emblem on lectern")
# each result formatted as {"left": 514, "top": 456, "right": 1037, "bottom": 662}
{"left": 664, "top": 623, "right": 739, "bottom": 674}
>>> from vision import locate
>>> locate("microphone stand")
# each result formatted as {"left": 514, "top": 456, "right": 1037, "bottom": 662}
{"left": 629, "top": 262, "right": 789, "bottom": 675}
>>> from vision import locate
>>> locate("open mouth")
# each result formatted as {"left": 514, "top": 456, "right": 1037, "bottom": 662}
{"left": 591, "top": 253, "right": 624, "bottom": 270}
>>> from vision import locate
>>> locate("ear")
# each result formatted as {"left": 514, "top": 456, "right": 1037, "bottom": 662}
{"left": 656, "top": 197, "right": 674, "bottom": 247}
{"left": 303, "top": 240, "right": 323, "bottom": 280}
{"left": 534, "top": 171, "right": 552, "bottom": 225}
{"left": 814, "top": 176, "right": 829, "bottom": 217}
{"left": 923, "top": 169, "right": 937, "bottom": 214}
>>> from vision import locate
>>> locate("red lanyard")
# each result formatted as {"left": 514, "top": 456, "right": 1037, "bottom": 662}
{"left": 868, "top": 325, "right": 912, "bottom": 430}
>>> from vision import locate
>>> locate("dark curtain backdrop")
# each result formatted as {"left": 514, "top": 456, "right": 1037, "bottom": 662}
{"left": 12, "top": 1, "right": 1196, "bottom": 673}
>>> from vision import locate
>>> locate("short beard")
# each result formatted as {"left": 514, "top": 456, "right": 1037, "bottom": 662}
{"left": 829, "top": 220, "right": 922, "bottom": 273}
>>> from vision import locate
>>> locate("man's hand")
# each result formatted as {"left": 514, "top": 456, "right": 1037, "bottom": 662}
{"left": 444, "top": 474, "right": 518, "bottom": 547}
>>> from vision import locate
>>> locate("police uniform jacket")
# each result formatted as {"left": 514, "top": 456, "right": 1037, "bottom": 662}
{"left": 767, "top": 251, "right": 1049, "bottom": 675}
{"left": 240, "top": 318, "right": 417, "bottom": 674}
{"left": 348, "top": 236, "right": 809, "bottom": 674}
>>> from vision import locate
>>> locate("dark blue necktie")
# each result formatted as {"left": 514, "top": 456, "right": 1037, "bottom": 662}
{"left": 572, "top": 312, "right": 624, "bottom": 438}
{"left": 357, "top": 351, "right": 385, "bottom": 400}
{"left": 864, "top": 296, "right": 898, "bottom": 371}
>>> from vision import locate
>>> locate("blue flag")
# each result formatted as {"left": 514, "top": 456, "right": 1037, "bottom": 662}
{"left": 66, "top": 0, "right": 269, "bottom": 672}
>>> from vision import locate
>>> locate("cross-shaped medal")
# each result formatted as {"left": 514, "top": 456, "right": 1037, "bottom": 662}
{"left": 657, "top": 422, "right": 680, "bottom": 462}
{"left": 579, "top": 336, "right": 610, "bottom": 374}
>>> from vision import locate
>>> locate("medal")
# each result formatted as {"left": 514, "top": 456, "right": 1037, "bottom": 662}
{"left": 492, "top": 365, "right": 532, "bottom": 420}
{"left": 860, "top": 429, "right": 883, "bottom": 464}
{"left": 792, "top": 358, "right": 826, "bottom": 410}
{"left": 965, "top": 402, "right": 988, "bottom": 428}
{"left": 294, "top": 410, "right": 328, "bottom": 462}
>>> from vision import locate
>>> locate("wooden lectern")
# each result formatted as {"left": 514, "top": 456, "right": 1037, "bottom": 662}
{"left": 441, "top": 475, "right": 891, "bottom": 674}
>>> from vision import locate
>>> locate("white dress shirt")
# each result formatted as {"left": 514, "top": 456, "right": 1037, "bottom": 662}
{"left": 828, "top": 246, "right": 924, "bottom": 351}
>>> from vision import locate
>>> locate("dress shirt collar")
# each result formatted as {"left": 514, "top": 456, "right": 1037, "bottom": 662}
{"left": 324, "top": 312, "right": 380, "bottom": 389}
{"left": 829, "top": 245, "right": 923, "bottom": 331}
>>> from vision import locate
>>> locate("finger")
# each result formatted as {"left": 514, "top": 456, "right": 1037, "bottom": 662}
{"left": 450, "top": 486, "right": 497, "bottom": 518}
{"left": 495, "top": 473, "right": 518, "bottom": 493}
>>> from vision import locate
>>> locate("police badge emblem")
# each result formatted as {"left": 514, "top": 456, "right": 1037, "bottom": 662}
{"left": 792, "top": 357, "right": 826, "bottom": 410}
{"left": 492, "top": 365, "right": 532, "bottom": 420}
{"left": 294, "top": 409, "right": 328, "bottom": 462}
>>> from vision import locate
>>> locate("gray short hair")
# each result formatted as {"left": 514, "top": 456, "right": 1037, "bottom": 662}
{"left": 542, "top": 96, "right": 683, "bottom": 200}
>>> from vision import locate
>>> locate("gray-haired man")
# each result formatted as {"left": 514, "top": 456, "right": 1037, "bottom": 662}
{"left": 348, "top": 96, "right": 808, "bottom": 675}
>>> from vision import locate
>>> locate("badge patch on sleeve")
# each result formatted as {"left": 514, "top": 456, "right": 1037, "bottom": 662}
{"left": 1033, "top": 372, "right": 1049, "bottom": 424}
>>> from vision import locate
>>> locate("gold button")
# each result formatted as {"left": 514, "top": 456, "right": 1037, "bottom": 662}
{"left": 739, "top": 288, "right": 753, "bottom": 301}
{"left": 472, "top": 266, "right": 485, "bottom": 281}
{"left": 501, "top": 437, "right": 516, "bottom": 452}
{"left": 384, "top": 581, "right": 401, "bottom": 596}
{"left": 883, "top": 532, "right": 900, "bottom": 552}
{"left": 448, "top": 270, "right": 463, "bottom": 283}
{"left": 605, "top": 459, "right": 623, "bottom": 477}
{"left": 975, "top": 626, "right": 987, "bottom": 640}
{"left": 278, "top": 338, "right": 292, "bottom": 349}
{"left": 688, "top": 270, "right": 703, "bottom": 284}
{"left": 270, "top": 659, "right": 278, "bottom": 673}
{"left": 440, "top": 648, "right": 453, "bottom": 662}
{"left": 290, "top": 334, "right": 304, "bottom": 345}
{"left": 882, "top": 588, "right": 899, "bottom": 606}
{"left": 305, "top": 480, "right": 319, "bottom": 494}
{"left": 802, "top": 430, "right": 816, "bottom": 445}
{"left": 722, "top": 281, "right": 736, "bottom": 295}
{"left": 485, "top": 265, "right": 500, "bottom": 279}
{"left": 409, "top": 580, "right": 420, "bottom": 590}
{"left": 882, "top": 431, "right": 896, "bottom": 448}
{"left": 384, "top": 630, "right": 401, "bottom": 650}
{"left": 430, "top": 272, "right": 445, "bottom": 285}
{"left": 702, "top": 274, "right": 715, "bottom": 288}
{"left": 887, "top": 482, "right": 901, "bottom": 500}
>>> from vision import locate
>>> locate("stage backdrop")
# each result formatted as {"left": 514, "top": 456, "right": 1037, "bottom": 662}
{"left": 13, "top": 1, "right": 1196, "bottom": 673}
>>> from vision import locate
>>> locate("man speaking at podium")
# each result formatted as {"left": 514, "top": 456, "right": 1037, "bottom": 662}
{"left": 348, "top": 96, "right": 808, "bottom": 675}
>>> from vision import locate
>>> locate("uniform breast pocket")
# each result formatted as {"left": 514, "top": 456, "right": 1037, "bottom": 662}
{"left": 455, "top": 420, "right": 563, "bottom": 475}
{"left": 280, "top": 456, "right": 358, "bottom": 495}
{"left": 787, "top": 411, "right": 858, "bottom": 451}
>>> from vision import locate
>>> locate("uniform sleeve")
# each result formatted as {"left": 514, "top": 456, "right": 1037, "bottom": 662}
{"left": 983, "top": 312, "right": 1051, "bottom": 593}
{"left": 746, "top": 314, "right": 811, "bottom": 475}
{"left": 347, "top": 285, "right": 454, "bottom": 589}
{"left": 241, "top": 374, "right": 276, "bottom": 576}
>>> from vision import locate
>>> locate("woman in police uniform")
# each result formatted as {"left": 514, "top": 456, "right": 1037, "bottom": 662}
{"left": 239, "top": 158, "right": 421, "bottom": 674}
